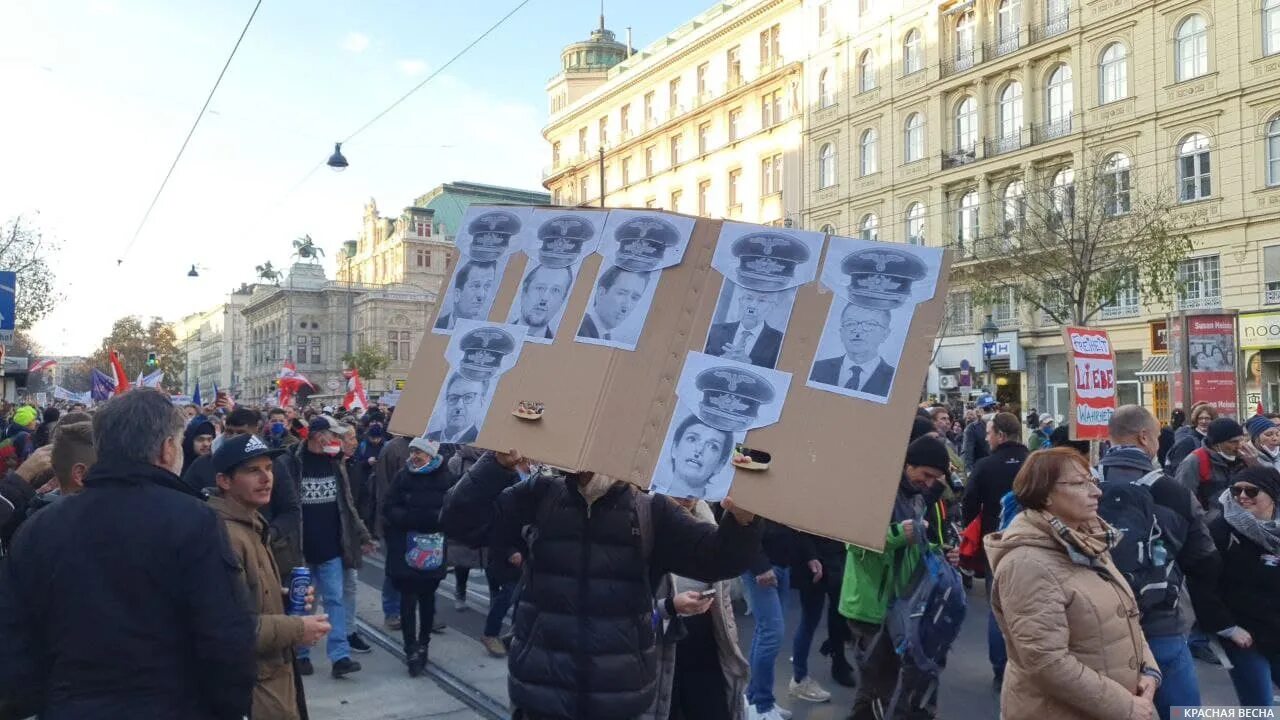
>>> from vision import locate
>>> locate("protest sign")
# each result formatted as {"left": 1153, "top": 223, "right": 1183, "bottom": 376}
{"left": 1063, "top": 326, "right": 1117, "bottom": 441}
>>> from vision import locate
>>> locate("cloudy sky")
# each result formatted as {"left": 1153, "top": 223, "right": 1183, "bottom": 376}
{"left": 0, "top": 0, "right": 697, "bottom": 354}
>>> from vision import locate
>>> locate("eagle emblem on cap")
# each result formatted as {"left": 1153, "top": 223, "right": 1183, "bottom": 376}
{"left": 546, "top": 237, "right": 575, "bottom": 253}
{"left": 623, "top": 239, "right": 658, "bottom": 256}
{"left": 748, "top": 236, "right": 790, "bottom": 255}
{"left": 479, "top": 214, "right": 506, "bottom": 230}
{"left": 548, "top": 219, "right": 580, "bottom": 236}
{"left": 746, "top": 257, "right": 786, "bottom": 275}
{"left": 474, "top": 329, "right": 504, "bottom": 347}
{"left": 863, "top": 252, "right": 904, "bottom": 273}
{"left": 713, "top": 370, "right": 755, "bottom": 392}
{"left": 855, "top": 275, "right": 903, "bottom": 293}
{"left": 629, "top": 219, "right": 665, "bottom": 237}
{"left": 708, "top": 394, "right": 750, "bottom": 412}
{"left": 468, "top": 350, "right": 496, "bottom": 365}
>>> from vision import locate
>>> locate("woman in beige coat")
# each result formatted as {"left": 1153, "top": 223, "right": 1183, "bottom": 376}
{"left": 985, "top": 447, "right": 1159, "bottom": 720}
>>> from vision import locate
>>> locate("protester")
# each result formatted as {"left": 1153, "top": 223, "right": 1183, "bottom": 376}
{"left": 1247, "top": 414, "right": 1280, "bottom": 472}
{"left": 0, "top": 446, "right": 54, "bottom": 550}
{"left": 1158, "top": 409, "right": 1185, "bottom": 469}
{"left": 1175, "top": 416, "right": 1247, "bottom": 516}
{"left": 20, "top": 420, "right": 96, "bottom": 520}
{"left": 1, "top": 405, "right": 38, "bottom": 467}
{"left": 208, "top": 434, "right": 330, "bottom": 720}
{"left": 1027, "top": 416, "right": 1054, "bottom": 451}
{"left": 441, "top": 449, "right": 762, "bottom": 720}
{"left": 182, "top": 414, "right": 217, "bottom": 476}
{"left": 374, "top": 432, "right": 412, "bottom": 630}
{"left": 1167, "top": 402, "right": 1216, "bottom": 473}
{"left": 0, "top": 389, "right": 255, "bottom": 718}
{"left": 337, "top": 423, "right": 375, "bottom": 656}
{"left": 30, "top": 406, "right": 60, "bottom": 449}
{"left": 793, "top": 530, "right": 856, "bottom": 691}
{"left": 963, "top": 395, "right": 998, "bottom": 468}
{"left": 1200, "top": 466, "right": 1280, "bottom": 707}
{"left": 986, "top": 447, "right": 1158, "bottom": 720}
{"left": 266, "top": 407, "right": 299, "bottom": 449}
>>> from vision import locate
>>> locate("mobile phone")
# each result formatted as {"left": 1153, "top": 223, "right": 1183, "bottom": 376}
{"left": 697, "top": 589, "right": 718, "bottom": 599}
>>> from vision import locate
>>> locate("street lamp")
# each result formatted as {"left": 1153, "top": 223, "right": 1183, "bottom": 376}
{"left": 327, "top": 142, "right": 348, "bottom": 172}
{"left": 980, "top": 314, "right": 999, "bottom": 394}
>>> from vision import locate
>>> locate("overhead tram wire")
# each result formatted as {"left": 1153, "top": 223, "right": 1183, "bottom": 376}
{"left": 116, "top": 0, "right": 265, "bottom": 268}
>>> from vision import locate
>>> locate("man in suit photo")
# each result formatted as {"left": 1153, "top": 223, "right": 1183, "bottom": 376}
{"left": 434, "top": 260, "right": 498, "bottom": 331}
{"left": 512, "top": 264, "right": 573, "bottom": 339}
{"left": 809, "top": 302, "right": 896, "bottom": 397}
{"left": 704, "top": 287, "right": 786, "bottom": 369}
{"left": 426, "top": 373, "right": 489, "bottom": 443}
{"left": 577, "top": 265, "right": 650, "bottom": 341}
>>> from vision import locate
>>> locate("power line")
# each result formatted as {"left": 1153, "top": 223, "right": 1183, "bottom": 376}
{"left": 117, "top": 0, "right": 264, "bottom": 266}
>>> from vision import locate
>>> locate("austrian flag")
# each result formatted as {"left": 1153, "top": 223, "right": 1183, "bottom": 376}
{"left": 343, "top": 369, "right": 368, "bottom": 411}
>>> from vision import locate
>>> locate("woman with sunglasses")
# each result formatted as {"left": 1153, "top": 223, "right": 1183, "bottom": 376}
{"left": 1202, "top": 466, "right": 1280, "bottom": 706}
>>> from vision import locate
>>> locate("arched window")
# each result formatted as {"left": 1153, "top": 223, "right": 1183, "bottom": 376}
{"left": 1268, "top": 117, "right": 1280, "bottom": 186}
{"left": 1178, "top": 133, "right": 1212, "bottom": 201}
{"left": 818, "top": 142, "right": 837, "bottom": 188}
{"left": 1047, "top": 64, "right": 1073, "bottom": 129}
{"left": 904, "top": 113, "right": 925, "bottom": 162}
{"left": 1176, "top": 14, "right": 1208, "bottom": 81}
{"left": 955, "top": 11, "right": 976, "bottom": 66}
{"left": 818, "top": 69, "right": 833, "bottom": 108}
{"left": 1266, "top": 0, "right": 1280, "bottom": 57}
{"left": 1051, "top": 167, "right": 1075, "bottom": 223}
{"left": 998, "top": 0, "right": 1022, "bottom": 48}
{"left": 1003, "top": 180, "right": 1025, "bottom": 234}
{"left": 1099, "top": 44, "right": 1128, "bottom": 104}
{"left": 905, "top": 202, "right": 925, "bottom": 245}
{"left": 957, "top": 190, "right": 980, "bottom": 248}
{"left": 903, "top": 29, "right": 923, "bottom": 74}
{"left": 999, "top": 82, "right": 1023, "bottom": 140}
{"left": 955, "top": 96, "right": 978, "bottom": 151}
{"left": 1103, "top": 153, "right": 1131, "bottom": 215}
{"left": 859, "top": 50, "right": 878, "bottom": 92}
{"left": 860, "top": 214, "right": 879, "bottom": 241}
{"left": 860, "top": 129, "right": 878, "bottom": 176}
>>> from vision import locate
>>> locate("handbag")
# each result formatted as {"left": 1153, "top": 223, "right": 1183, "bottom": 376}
{"left": 405, "top": 532, "right": 446, "bottom": 571}
{"left": 957, "top": 517, "right": 985, "bottom": 574}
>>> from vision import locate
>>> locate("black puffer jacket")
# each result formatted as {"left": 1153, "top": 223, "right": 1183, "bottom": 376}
{"left": 382, "top": 463, "right": 457, "bottom": 592}
{"left": 442, "top": 454, "right": 762, "bottom": 720}
{"left": 1207, "top": 514, "right": 1280, "bottom": 652}
{"left": 962, "top": 442, "right": 1030, "bottom": 538}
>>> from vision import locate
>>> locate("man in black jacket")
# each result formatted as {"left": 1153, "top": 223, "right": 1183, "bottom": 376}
{"left": 0, "top": 388, "right": 255, "bottom": 719}
{"left": 962, "top": 395, "right": 998, "bottom": 468}
{"left": 442, "top": 449, "right": 762, "bottom": 720}
{"left": 1100, "top": 405, "right": 1223, "bottom": 718}
{"left": 960, "top": 410, "right": 1028, "bottom": 685}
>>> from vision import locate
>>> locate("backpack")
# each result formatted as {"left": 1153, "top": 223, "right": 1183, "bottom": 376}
{"left": 1097, "top": 470, "right": 1182, "bottom": 618}
{"left": 1190, "top": 447, "right": 1213, "bottom": 484}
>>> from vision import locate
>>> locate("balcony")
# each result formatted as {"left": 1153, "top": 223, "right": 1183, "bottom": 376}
{"left": 941, "top": 48, "right": 983, "bottom": 78}
{"left": 1032, "top": 117, "right": 1073, "bottom": 143}
{"left": 1031, "top": 12, "right": 1070, "bottom": 43}
{"left": 758, "top": 57, "right": 782, "bottom": 75}
{"left": 1176, "top": 294, "right": 1222, "bottom": 311}
{"left": 1099, "top": 302, "right": 1140, "bottom": 320}
{"left": 985, "top": 29, "right": 1023, "bottom": 59}
{"left": 942, "top": 148, "right": 978, "bottom": 169}
{"left": 695, "top": 91, "right": 714, "bottom": 107}
{"left": 726, "top": 74, "right": 743, "bottom": 91}
{"left": 985, "top": 133, "right": 1025, "bottom": 157}
{"left": 667, "top": 105, "right": 686, "bottom": 121}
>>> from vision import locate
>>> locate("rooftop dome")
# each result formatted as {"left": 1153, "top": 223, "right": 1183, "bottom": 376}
{"left": 560, "top": 16, "right": 629, "bottom": 73}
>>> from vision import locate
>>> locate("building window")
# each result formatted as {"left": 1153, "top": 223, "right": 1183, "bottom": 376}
{"left": 1099, "top": 43, "right": 1128, "bottom": 104}
{"left": 697, "top": 180, "right": 711, "bottom": 215}
{"left": 954, "top": 96, "right": 978, "bottom": 151}
{"left": 818, "top": 142, "right": 837, "bottom": 189}
{"left": 761, "top": 89, "right": 783, "bottom": 127}
{"left": 552, "top": 141, "right": 561, "bottom": 167}
{"left": 1267, "top": 116, "right": 1280, "bottom": 186}
{"left": 577, "top": 127, "right": 587, "bottom": 155}
{"left": 904, "top": 113, "right": 925, "bottom": 162}
{"left": 553, "top": 188, "right": 562, "bottom": 205}
{"left": 728, "top": 107, "right": 742, "bottom": 141}
{"left": 818, "top": 1, "right": 831, "bottom": 35}
{"left": 998, "top": 82, "right": 1023, "bottom": 140}
{"left": 1177, "top": 255, "right": 1221, "bottom": 309}
{"left": 620, "top": 104, "right": 630, "bottom": 135}
{"left": 696, "top": 62, "right": 709, "bottom": 99}
{"left": 296, "top": 335, "right": 307, "bottom": 364}
{"left": 669, "top": 134, "right": 682, "bottom": 166}
{"left": 695, "top": 122, "right": 711, "bottom": 156}
{"left": 760, "top": 24, "right": 781, "bottom": 68}
{"left": 621, "top": 157, "right": 631, "bottom": 186}
{"left": 387, "top": 331, "right": 410, "bottom": 361}
{"left": 598, "top": 116, "right": 608, "bottom": 147}
{"left": 947, "top": 291, "right": 973, "bottom": 332}
{"left": 1178, "top": 133, "right": 1212, "bottom": 202}
{"left": 1003, "top": 180, "right": 1025, "bottom": 234}
{"left": 579, "top": 176, "right": 589, "bottom": 202}
{"left": 415, "top": 249, "right": 430, "bottom": 267}
{"left": 998, "top": 0, "right": 1021, "bottom": 46}
{"left": 1265, "top": 245, "right": 1280, "bottom": 304}
{"left": 668, "top": 77, "right": 681, "bottom": 116}
{"left": 644, "top": 146, "right": 655, "bottom": 176}
{"left": 1101, "top": 270, "right": 1140, "bottom": 318}
{"left": 958, "top": 190, "right": 980, "bottom": 249}
{"left": 859, "top": 0, "right": 869, "bottom": 15}
{"left": 992, "top": 287, "right": 1018, "bottom": 328}
{"left": 955, "top": 11, "right": 976, "bottom": 65}
{"left": 1267, "top": 0, "right": 1280, "bottom": 56}
{"left": 1176, "top": 14, "right": 1209, "bottom": 81}
{"left": 1102, "top": 152, "right": 1131, "bottom": 215}
{"left": 727, "top": 46, "right": 742, "bottom": 87}
{"left": 860, "top": 214, "right": 879, "bottom": 241}
{"left": 644, "top": 91, "right": 655, "bottom": 125}
{"left": 903, "top": 29, "right": 923, "bottom": 74}
{"left": 310, "top": 335, "right": 321, "bottom": 365}
{"left": 860, "top": 129, "right": 878, "bottom": 176}
{"left": 761, "top": 153, "right": 783, "bottom": 195}
{"left": 859, "top": 50, "right": 877, "bottom": 92}
{"left": 645, "top": 198, "right": 656, "bottom": 209}
{"left": 1051, "top": 167, "right": 1075, "bottom": 224}
{"left": 906, "top": 202, "right": 925, "bottom": 245}
{"left": 414, "top": 220, "right": 432, "bottom": 237}
{"left": 671, "top": 189, "right": 683, "bottom": 212}
{"left": 818, "top": 69, "right": 833, "bottom": 108}
{"left": 728, "top": 168, "right": 743, "bottom": 208}
{"left": 1047, "top": 64, "right": 1073, "bottom": 127}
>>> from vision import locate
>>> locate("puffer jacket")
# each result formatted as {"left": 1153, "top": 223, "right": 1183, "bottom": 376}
{"left": 441, "top": 454, "right": 763, "bottom": 720}
{"left": 382, "top": 463, "right": 458, "bottom": 592}
{"left": 986, "top": 511, "right": 1157, "bottom": 720}
{"left": 207, "top": 495, "right": 306, "bottom": 720}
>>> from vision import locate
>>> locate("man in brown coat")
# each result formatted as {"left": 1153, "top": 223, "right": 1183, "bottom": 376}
{"left": 209, "top": 434, "right": 331, "bottom": 720}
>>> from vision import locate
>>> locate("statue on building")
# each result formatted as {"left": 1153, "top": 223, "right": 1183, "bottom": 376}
{"left": 292, "top": 234, "right": 325, "bottom": 263}
{"left": 255, "top": 261, "right": 282, "bottom": 285}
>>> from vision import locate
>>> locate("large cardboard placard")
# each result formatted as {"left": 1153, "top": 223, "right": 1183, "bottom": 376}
{"left": 1063, "top": 326, "right": 1117, "bottom": 441}
{"left": 391, "top": 207, "right": 950, "bottom": 551}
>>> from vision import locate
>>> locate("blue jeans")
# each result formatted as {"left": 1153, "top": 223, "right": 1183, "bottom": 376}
{"left": 1222, "top": 640, "right": 1280, "bottom": 707}
{"left": 742, "top": 565, "right": 790, "bottom": 712}
{"left": 484, "top": 580, "right": 518, "bottom": 637}
{"left": 791, "top": 578, "right": 826, "bottom": 682}
{"left": 1147, "top": 634, "right": 1201, "bottom": 720}
{"left": 382, "top": 574, "right": 401, "bottom": 617}
{"left": 296, "top": 557, "right": 351, "bottom": 663}
{"left": 985, "top": 575, "right": 1007, "bottom": 680}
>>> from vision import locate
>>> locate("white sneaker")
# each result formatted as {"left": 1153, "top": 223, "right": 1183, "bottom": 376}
{"left": 789, "top": 675, "right": 831, "bottom": 703}
{"left": 453, "top": 593, "right": 467, "bottom": 611}
{"left": 757, "top": 709, "right": 789, "bottom": 720}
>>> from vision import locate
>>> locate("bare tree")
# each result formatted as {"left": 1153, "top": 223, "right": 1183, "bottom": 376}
{"left": 1, "top": 215, "right": 62, "bottom": 328}
{"left": 960, "top": 154, "right": 1194, "bottom": 327}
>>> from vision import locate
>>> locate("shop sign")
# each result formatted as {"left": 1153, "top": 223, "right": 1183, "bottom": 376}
{"left": 1150, "top": 320, "right": 1168, "bottom": 354}
{"left": 1238, "top": 312, "right": 1280, "bottom": 350}
{"left": 1064, "top": 326, "right": 1116, "bottom": 441}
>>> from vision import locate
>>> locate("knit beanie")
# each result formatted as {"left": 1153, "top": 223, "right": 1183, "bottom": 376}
{"left": 910, "top": 417, "right": 936, "bottom": 442}
{"left": 1246, "top": 415, "right": 1275, "bottom": 443}
{"left": 905, "top": 436, "right": 950, "bottom": 474}
{"left": 1206, "top": 417, "right": 1245, "bottom": 446}
{"left": 1234, "top": 465, "right": 1280, "bottom": 502}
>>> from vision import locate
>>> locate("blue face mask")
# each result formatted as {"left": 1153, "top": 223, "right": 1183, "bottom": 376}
{"left": 409, "top": 455, "right": 442, "bottom": 474}
{"left": 269, "top": 421, "right": 286, "bottom": 436}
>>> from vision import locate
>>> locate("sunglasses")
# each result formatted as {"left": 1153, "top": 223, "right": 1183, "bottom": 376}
{"left": 1230, "top": 485, "right": 1262, "bottom": 499}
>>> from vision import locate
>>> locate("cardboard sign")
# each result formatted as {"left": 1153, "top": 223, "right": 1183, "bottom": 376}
{"left": 1064, "top": 326, "right": 1117, "bottom": 440}
{"left": 390, "top": 207, "right": 951, "bottom": 551}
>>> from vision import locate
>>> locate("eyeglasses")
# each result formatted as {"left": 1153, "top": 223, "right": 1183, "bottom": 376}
{"left": 1230, "top": 485, "right": 1262, "bottom": 499}
{"left": 841, "top": 321, "right": 887, "bottom": 333}
{"left": 446, "top": 392, "right": 481, "bottom": 406}
{"left": 1058, "top": 475, "right": 1099, "bottom": 489}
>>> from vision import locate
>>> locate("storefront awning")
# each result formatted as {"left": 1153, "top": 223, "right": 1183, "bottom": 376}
{"left": 1135, "top": 355, "right": 1171, "bottom": 380}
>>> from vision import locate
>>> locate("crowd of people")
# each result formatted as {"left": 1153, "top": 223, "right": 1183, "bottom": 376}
{"left": 1, "top": 388, "right": 1279, "bottom": 719}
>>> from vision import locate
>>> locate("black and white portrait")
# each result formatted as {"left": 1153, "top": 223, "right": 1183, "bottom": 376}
{"left": 598, "top": 210, "right": 696, "bottom": 272}
{"left": 433, "top": 255, "right": 510, "bottom": 333}
{"left": 806, "top": 237, "right": 942, "bottom": 403}
{"left": 507, "top": 264, "right": 576, "bottom": 341}
{"left": 504, "top": 209, "right": 604, "bottom": 344}
{"left": 452, "top": 206, "right": 529, "bottom": 263}
{"left": 711, "top": 221, "right": 824, "bottom": 292}
{"left": 425, "top": 371, "right": 495, "bottom": 444}
{"left": 703, "top": 281, "right": 797, "bottom": 370}
{"left": 649, "top": 403, "right": 744, "bottom": 502}
{"left": 425, "top": 320, "right": 526, "bottom": 441}
{"left": 574, "top": 264, "right": 661, "bottom": 351}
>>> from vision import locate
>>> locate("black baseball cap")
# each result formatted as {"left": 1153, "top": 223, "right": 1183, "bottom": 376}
{"left": 212, "top": 434, "right": 284, "bottom": 475}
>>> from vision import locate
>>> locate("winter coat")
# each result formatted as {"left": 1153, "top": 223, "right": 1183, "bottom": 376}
{"left": 0, "top": 457, "right": 255, "bottom": 720}
{"left": 345, "top": 455, "right": 374, "bottom": 533}
{"left": 986, "top": 512, "right": 1157, "bottom": 720}
{"left": 963, "top": 442, "right": 1030, "bottom": 539}
{"left": 372, "top": 435, "right": 410, "bottom": 539}
{"left": 382, "top": 463, "right": 458, "bottom": 592}
{"left": 281, "top": 445, "right": 373, "bottom": 570}
{"left": 1204, "top": 513, "right": 1280, "bottom": 653}
{"left": 1175, "top": 446, "right": 1246, "bottom": 517}
{"left": 749, "top": 520, "right": 807, "bottom": 575}
{"left": 1165, "top": 425, "right": 1205, "bottom": 474}
{"left": 0, "top": 469, "right": 36, "bottom": 550}
{"left": 441, "top": 453, "right": 763, "bottom": 720}
{"left": 962, "top": 415, "right": 992, "bottom": 468}
{"left": 1254, "top": 445, "right": 1280, "bottom": 473}
{"left": 181, "top": 418, "right": 216, "bottom": 475}
{"left": 207, "top": 495, "right": 306, "bottom": 720}
{"left": 1157, "top": 427, "right": 1176, "bottom": 468}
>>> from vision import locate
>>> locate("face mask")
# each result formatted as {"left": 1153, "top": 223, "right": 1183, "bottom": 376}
{"left": 1220, "top": 453, "right": 1238, "bottom": 462}
{"left": 322, "top": 441, "right": 342, "bottom": 456}
{"left": 409, "top": 455, "right": 442, "bottom": 473}
{"left": 270, "top": 422, "right": 286, "bottom": 436}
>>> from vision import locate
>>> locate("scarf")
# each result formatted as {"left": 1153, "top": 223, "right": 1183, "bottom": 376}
{"left": 1024, "top": 509, "right": 1132, "bottom": 593}
{"left": 1220, "top": 489, "right": 1280, "bottom": 554}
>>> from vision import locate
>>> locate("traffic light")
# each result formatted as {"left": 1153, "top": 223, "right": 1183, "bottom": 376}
{"left": 146, "top": 352, "right": 158, "bottom": 368}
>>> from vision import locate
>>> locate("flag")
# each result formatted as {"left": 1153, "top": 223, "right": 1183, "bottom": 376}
{"left": 277, "top": 360, "right": 314, "bottom": 408}
{"left": 91, "top": 368, "right": 117, "bottom": 402}
{"left": 192, "top": 380, "right": 202, "bottom": 407}
{"left": 140, "top": 370, "right": 164, "bottom": 388}
{"left": 28, "top": 359, "right": 56, "bottom": 373}
{"left": 109, "top": 349, "right": 128, "bottom": 396}
{"left": 342, "top": 369, "right": 368, "bottom": 411}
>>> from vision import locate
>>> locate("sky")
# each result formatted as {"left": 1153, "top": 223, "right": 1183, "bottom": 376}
{"left": 0, "top": 0, "right": 701, "bottom": 355}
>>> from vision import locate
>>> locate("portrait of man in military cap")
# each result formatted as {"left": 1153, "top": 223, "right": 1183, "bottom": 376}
{"left": 428, "top": 319, "right": 527, "bottom": 440}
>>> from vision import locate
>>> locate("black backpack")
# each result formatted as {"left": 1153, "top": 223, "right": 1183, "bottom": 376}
{"left": 1097, "top": 470, "right": 1183, "bottom": 618}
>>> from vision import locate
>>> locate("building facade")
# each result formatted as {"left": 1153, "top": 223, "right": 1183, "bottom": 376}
{"left": 174, "top": 287, "right": 250, "bottom": 397}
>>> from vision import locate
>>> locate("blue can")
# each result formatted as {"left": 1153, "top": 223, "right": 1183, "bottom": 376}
{"left": 287, "top": 566, "right": 311, "bottom": 616}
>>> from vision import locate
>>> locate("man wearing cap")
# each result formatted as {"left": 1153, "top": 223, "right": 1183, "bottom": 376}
{"left": 705, "top": 288, "right": 785, "bottom": 369}
{"left": 578, "top": 265, "right": 651, "bottom": 341}
{"left": 512, "top": 264, "right": 574, "bottom": 339}
{"left": 281, "top": 415, "right": 374, "bottom": 678}
{"left": 427, "top": 374, "right": 488, "bottom": 444}
{"left": 809, "top": 303, "right": 896, "bottom": 397}
{"left": 1176, "top": 416, "right": 1249, "bottom": 516}
{"left": 435, "top": 260, "right": 498, "bottom": 331}
{"left": 208, "top": 434, "right": 331, "bottom": 720}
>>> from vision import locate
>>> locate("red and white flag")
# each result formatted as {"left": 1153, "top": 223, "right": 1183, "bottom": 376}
{"left": 28, "top": 359, "right": 57, "bottom": 373}
{"left": 276, "top": 360, "right": 314, "bottom": 407}
{"left": 109, "top": 349, "right": 129, "bottom": 396}
{"left": 342, "top": 369, "right": 368, "bottom": 411}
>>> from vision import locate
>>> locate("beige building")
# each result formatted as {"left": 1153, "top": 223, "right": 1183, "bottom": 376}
{"left": 174, "top": 286, "right": 251, "bottom": 397}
